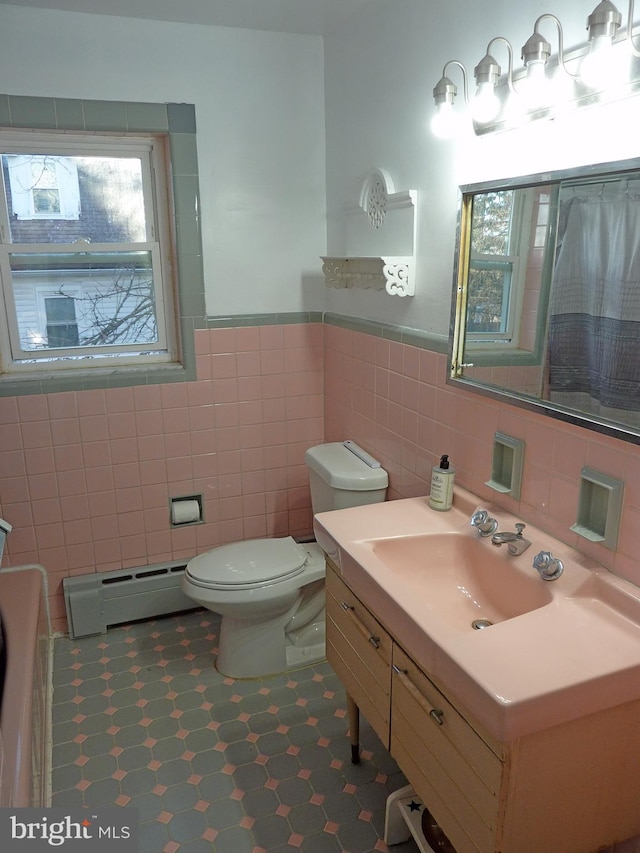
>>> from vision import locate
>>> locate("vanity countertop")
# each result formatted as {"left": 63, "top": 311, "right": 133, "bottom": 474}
{"left": 314, "top": 488, "right": 640, "bottom": 741}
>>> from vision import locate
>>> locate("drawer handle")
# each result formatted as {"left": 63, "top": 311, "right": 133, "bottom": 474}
{"left": 393, "top": 665, "right": 445, "bottom": 727}
{"left": 430, "top": 708, "right": 445, "bottom": 726}
{"left": 341, "top": 602, "right": 381, "bottom": 651}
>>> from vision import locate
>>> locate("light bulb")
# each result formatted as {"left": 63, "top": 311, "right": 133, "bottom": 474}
{"left": 430, "top": 102, "right": 457, "bottom": 139}
{"left": 471, "top": 82, "right": 501, "bottom": 123}
{"left": 581, "top": 36, "right": 628, "bottom": 91}
{"left": 519, "top": 61, "right": 551, "bottom": 111}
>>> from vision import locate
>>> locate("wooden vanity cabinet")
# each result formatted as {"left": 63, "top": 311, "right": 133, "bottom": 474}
{"left": 326, "top": 559, "right": 392, "bottom": 749}
{"left": 326, "top": 558, "right": 640, "bottom": 853}
{"left": 391, "top": 644, "right": 503, "bottom": 853}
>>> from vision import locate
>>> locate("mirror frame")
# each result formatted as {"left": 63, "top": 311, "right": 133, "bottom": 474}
{"left": 447, "top": 155, "right": 640, "bottom": 447}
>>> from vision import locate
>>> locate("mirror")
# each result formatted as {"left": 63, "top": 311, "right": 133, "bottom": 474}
{"left": 449, "top": 157, "right": 640, "bottom": 445}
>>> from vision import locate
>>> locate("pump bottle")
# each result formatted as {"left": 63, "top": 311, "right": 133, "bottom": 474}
{"left": 429, "top": 454, "right": 455, "bottom": 511}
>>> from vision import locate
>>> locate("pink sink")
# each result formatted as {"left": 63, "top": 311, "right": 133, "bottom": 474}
{"left": 314, "top": 489, "right": 640, "bottom": 740}
{"left": 366, "top": 532, "right": 552, "bottom": 632}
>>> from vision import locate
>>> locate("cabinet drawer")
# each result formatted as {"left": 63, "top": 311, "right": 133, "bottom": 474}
{"left": 326, "top": 564, "right": 391, "bottom": 746}
{"left": 391, "top": 645, "right": 502, "bottom": 853}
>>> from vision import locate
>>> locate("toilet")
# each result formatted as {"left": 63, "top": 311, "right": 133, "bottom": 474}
{"left": 181, "top": 441, "right": 388, "bottom": 678}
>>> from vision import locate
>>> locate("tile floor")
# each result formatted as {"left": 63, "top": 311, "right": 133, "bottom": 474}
{"left": 51, "top": 609, "right": 421, "bottom": 853}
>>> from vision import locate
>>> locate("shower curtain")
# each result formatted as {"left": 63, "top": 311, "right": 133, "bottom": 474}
{"left": 547, "top": 184, "right": 640, "bottom": 422}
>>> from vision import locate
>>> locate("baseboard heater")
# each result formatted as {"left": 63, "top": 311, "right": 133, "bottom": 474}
{"left": 63, "top": 561, "right": 196, "bottom": 639}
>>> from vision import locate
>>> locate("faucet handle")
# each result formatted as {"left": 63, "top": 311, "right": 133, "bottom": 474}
{"left": 470, "top": 509, "right": 498, "bottom": 537}
{"left": 533, "top": 550, "right": 564, "bottom": 581}
{"left": 515, "top": 523, "right": 526, "bottom": 537}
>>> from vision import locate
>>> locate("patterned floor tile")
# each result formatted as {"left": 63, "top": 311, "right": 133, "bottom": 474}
{"left": 52, "top": 610, "right": 420, "bottom": 852}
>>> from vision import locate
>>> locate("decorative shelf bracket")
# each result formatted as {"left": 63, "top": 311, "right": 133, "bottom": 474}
{"left": 322, "top": 168, "right": 417, "bottom": 297}
{"left": 321, "top": 255, "right": 413, "bottom": 297}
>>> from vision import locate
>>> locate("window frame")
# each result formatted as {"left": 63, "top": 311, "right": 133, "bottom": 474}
{"left": 465, "top": 189, "right": 532, "bottom": 352}
{"left": 0, "top": 130, "right": 178, "bottom": 373}
{"left": 0, "top": 96, "right": 205, "bottom": 396}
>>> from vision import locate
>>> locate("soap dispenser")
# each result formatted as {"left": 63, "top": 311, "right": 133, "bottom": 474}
{"left": 429, "top": 454, "right": 455, "bottom": 511}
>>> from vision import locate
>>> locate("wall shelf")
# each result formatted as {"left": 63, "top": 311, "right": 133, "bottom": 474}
{"left": 485, "top": 432, "right": 525, "bottom": 500}
{"left": 571, "top": 467, "right": 624, "bottom": 551}
{"left": 321, "top": 255, "right": 413, "bottom": 297}
{"left": 322, "top": 168, "right": 417, "bottom": 298}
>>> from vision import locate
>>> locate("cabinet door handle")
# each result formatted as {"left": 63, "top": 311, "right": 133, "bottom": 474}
{"left": 340, "top": 601, "right": 381, "bottom": 651}
{"left": 429, "top": 708, "right": 445, "bottom": 726}
{"left": 393, "top": 665, "right": 445, "bottom": 727}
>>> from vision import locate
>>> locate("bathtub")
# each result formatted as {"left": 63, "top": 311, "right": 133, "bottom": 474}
{"left": 0, "top": 565, "right": 51, "bottom": 807}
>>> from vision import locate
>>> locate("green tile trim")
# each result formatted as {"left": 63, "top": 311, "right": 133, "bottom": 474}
{"left": 206, "top": 312, "right": 323, "bottom": 329}
{"left": 323, "top": 312, "right": 449, "bottom": 354}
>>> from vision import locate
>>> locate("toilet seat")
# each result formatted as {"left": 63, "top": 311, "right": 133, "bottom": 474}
{"left": 185, "top": 536, "right": 308, "bottom": 591}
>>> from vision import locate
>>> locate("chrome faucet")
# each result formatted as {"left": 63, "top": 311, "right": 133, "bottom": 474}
{"left": 533, "top": 550, "right": 564, "bottom": 580}
{"left": 491, "top": 523, "right": 531, "bottom": 556}
{"left": 470, "top": 509, "right": 498, "bottom": 537}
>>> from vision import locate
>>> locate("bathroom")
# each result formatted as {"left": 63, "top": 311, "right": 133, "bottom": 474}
{"left": 0, "top": 0, "right": 640, "bottom": 849}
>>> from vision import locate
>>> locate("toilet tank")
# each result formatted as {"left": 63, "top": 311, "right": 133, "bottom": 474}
{"left": 305, "top": 441, "right": 388, "bottom": 514}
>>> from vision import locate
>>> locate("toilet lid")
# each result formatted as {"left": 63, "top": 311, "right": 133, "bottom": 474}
{"left": 185, "top": 536, "right": 308, "bottom": 589}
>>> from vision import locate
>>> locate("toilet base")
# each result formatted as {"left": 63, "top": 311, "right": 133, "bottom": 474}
{"left": 286, "top": 616, "right": 326, "bottom": 671}
{"left": 216, "top": 610, "right": 326, "bottom": 680}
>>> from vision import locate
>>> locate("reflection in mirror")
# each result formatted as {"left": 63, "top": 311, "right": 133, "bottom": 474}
{"left": 450, "top": 159, "right": 640, "bottom": 443}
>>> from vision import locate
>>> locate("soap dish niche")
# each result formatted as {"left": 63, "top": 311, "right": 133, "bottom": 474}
{"left": 571, "top": 467, "right": 624, "bottom": 550}
{"left": 485, "top": 433, "right": 524, "bottom": 501}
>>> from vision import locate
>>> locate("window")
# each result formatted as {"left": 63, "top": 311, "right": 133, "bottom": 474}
{"left": 6, "top": 154, "right": 80, "bottom": 220}
{"left": 0, "top": 131, "right": 178, "bottom": 374}
{"left": 43, "top": 294, "right": 79, "bottom": 348}
{"left": 465, "top": 189, "right": 530, "bottom": 349}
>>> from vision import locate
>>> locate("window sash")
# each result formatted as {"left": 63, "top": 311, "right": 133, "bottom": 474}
{"left": 0, "top": 242, "right": 169, "bottom": 365}
{"left": 466, "top": 255, "right": 516, "bottom": 341}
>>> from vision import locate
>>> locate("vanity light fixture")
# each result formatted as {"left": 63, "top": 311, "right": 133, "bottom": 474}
{"left": 472, "top": 37, "right": 515, "bottom": 123}
{"left": 520, "top": 14, "right": 579, "bottom": 109}
{"left": 431, "top": 0, "right": 640, "bottom": 135}
{"left": 582, "top": 0, "right": 624, "bottom": 88}
{"left": 431, "top": 60, "right": 469, "bottom": 138}
{"left": 629, "top": 0, "right": 640, "bottom": 54}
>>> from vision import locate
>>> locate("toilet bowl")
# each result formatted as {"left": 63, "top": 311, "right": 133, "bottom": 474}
{"left": 181, "top": 441, "right": 388, "bottom": 678}
{"left": 184, "top": 537, "right": 326, "bottom": 678}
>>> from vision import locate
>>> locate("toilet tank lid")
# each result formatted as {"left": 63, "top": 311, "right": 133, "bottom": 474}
{"left": 305, "top": 442, "right": 388, "bottom": 490}
{"left": 186, "top": 536, "right": 308, "bottom": 587}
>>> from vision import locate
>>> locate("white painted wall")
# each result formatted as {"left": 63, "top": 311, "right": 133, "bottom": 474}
{"left": 0, "top": 4, "right": 327, "bottom": 317}
{"left": 3, "top": 1, "right": 639, "bottom": 329}
{"left": 324, "top": 0, "right": 640, "bottom": 339}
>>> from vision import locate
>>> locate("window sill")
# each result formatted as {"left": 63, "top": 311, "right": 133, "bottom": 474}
{"left": 0, "top": 360, "right": 192, "bottom": 396}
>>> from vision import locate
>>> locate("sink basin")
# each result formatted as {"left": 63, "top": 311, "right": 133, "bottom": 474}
{"left": 363, "top": 532, "right": 552, "bottom": 632}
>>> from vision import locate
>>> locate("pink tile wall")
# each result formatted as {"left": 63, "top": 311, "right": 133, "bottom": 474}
{"left": 323, "top": 324, "right": 640, "bottom": 587}
{"left": 2, "top": 318, "right": 640, "bottom": 635}
{"left": 0, "top": 323, "right": 324, "bottom": 633}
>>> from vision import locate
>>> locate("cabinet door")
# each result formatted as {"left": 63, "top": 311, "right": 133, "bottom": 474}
{"left": 326, "top": 561, "right": 392, "bottom": 747}
{"left": 391, "top": 645, "right": 503, "bottom": 853}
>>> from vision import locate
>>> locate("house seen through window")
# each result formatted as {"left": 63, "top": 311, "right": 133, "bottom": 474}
{"left": 0, "top": 132, "right": 178, "bottom": 375}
